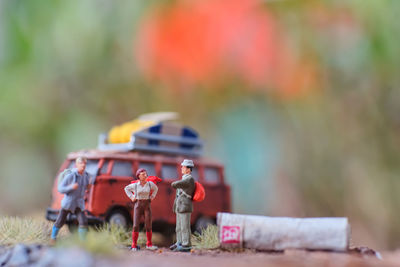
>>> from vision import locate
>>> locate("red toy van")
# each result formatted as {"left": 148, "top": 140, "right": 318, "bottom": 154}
{"left": 45, "top": 119, "right": 231, "bottom": 233}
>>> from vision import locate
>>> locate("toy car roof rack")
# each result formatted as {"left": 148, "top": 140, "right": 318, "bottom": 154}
{"left": 98, "top": 122, "right": 203, "bottom": 157}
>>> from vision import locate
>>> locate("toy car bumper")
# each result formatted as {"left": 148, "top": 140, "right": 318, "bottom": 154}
{"left": 45, "top": 208, "right": 104, "bottom": 225}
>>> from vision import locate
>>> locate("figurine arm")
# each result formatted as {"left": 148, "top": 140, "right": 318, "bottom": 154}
{"left": 171, "top": 178, "right": 192, "bottom": 189}
{"left": 86, "top": 173, "right": 92, "bottom": 190}
{"left": 124, "top": 184, "right": 135, "bottom": 199}
{"left": 58, "top": 173, "right": 76, "bottom": 194}
{"left": 149, "top": 182, "right": 158, "bottom": 200}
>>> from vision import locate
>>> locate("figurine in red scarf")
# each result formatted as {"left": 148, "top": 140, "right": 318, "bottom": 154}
{"left": 124, "top": 168, "right": 160, "bottom": 251}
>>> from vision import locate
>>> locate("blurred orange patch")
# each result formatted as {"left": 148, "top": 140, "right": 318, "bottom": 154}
{"left": 135, "top": 0, "right": 317, "bottom": 99}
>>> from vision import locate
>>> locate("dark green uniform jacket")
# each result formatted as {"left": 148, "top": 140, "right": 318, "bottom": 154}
{"left": 172, "top": 174, "right": 195, "bottom": 213}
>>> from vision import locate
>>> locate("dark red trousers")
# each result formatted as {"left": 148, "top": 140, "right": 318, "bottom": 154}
{"left": 132, "top": 199, "right": 153, "bottom": 247}
{"left": 133, "top": 199, "right": 152, "bottom": 232}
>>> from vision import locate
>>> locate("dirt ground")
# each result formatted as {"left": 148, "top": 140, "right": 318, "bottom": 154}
{"left": 95, "top": 248, "right": 400, "bottom": 267}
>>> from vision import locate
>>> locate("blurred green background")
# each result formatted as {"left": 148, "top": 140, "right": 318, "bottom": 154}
{"left": 1, "top": 0, "right": 400, "bottom": 250}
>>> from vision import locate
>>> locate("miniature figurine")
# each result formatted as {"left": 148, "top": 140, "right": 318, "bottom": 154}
{"left": 124, "top": 168, "right": 159, "bottom": 251}
{"left": 50, "top": 157, "right": 91, "bottom": 242}
{"left": 170, "top": 159, "right": 196, "bottom": 252}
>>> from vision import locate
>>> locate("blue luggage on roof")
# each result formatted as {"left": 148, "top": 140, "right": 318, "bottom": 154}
{"left": 98, "top": 122, "right": 203, "bottom": 157}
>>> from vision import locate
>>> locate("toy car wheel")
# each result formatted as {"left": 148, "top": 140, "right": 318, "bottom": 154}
{"left": 107, "top": 210, "right": 129, "bottom": 228}
{"left": 195, "top": 216, "right": 215, "bottom": 233}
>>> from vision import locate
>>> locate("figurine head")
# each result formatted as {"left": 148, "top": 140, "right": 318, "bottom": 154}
{"left": 75, "top": 157, "right": 87, "bottom": 174}
{"left": 136, "top": 168, "right": 148, "bottom": 181}
{"left": 181, "top": 159, "right": 194, "bottom": 175}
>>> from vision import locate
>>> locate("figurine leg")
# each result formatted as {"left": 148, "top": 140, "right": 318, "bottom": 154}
{"left": 146, "top": 231, "right": 152, "bottom": 246}
{"left": 78, "top": 227, "right": 88, "bottom": 240}
{"left": 132, "top": 202, "right": 142, "bottom": 249}
{"left": 54, "top": 209, "right": 69, "bottom": 229}
{"left": 52, "top": 209, "right": 69, "bottom": 240}
{"left": 145, "top": 231, "right": 158, "bottom": 250}
{"left": 51, "top": 225, "right": 60, "bottom": 240}
{"left": 76, "top": 208, "right": 88, "bottom": 227}
{"left": 175, "top": 213, "right": 182, "bottom": 245}
{"left": 75, "top": 208, "right": 88, "bottom": 240}
{"left": 180, "top": 212, "right": 192, "bottom": 247}
{"left": 144, "top": 201, "right": 153, "bottom": 247}
{"left": 132, "top": 231, "right": 139, "bottom": 249}
{"left": 133, "top": 202, "right": 142, "bottom": 233}
{"left": 173, "top": 212, "right": 192, "bottom": 251}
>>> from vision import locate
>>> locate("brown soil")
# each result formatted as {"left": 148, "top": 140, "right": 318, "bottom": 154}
{"left": 96, "top": 248, "right": 400, "bottom": 267}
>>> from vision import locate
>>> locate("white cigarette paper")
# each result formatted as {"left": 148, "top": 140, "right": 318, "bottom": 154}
{"left": 217, "top": 212, "right": 350, "bottom": 251}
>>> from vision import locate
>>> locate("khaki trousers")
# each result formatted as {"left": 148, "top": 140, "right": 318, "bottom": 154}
{"left": 176, "top": 212, "right": 191, "bottom": 247}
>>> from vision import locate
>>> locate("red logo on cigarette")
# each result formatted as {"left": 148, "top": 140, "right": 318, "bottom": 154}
{"left": 221, "top": 226, "right": 241, "bottom": 244}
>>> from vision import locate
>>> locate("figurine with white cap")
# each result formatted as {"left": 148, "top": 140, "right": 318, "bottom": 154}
{"left": 170, "top": 159, "right": 196, "bottom": 252}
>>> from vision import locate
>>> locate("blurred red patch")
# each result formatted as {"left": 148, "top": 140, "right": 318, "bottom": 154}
{"left": 135, "top": 0, "right": 317, "bottom": 98}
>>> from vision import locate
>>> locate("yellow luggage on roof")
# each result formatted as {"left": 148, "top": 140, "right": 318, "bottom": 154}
{"left": 108, "top": 119, "right": 155, "bottom": 144}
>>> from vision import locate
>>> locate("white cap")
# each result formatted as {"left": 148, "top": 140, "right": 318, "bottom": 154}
{"left": 181, "top": 159, "right": 194, "bottom": 167}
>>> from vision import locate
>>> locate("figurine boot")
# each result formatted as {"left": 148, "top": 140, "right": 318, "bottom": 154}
{"left": 173, "top": 244, "right": 192, "bottom": 252}
{"left": 146, "top": 231, "right": 158, "bottom": 250}
{"left": 169, "top": 242, "right": 181, "bottom": 250}
{"left": 78, "top": 227, "right": 88, "bottom": 241}
{"left": 131, "top": 231, "right": 140, "bottom": 251}
{"left": 51, "top": 226, "right": 60, "bottom": 241}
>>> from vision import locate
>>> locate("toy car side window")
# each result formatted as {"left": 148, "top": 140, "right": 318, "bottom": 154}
{"left": 204, "top": 167, "right": 219, "bottom": 184}
{"left": 161, "top": 164, "right": 178, "bottom": 180}
{"left": 111, "top": 160, "right": 133, "bottom": 177}
{"left": 191, "top": 167, "right": 199, "bottom": 181}
{"left": 85, "top": 160, "right": 100, "bottom": 178}
{"left": 100, "top": 160, "right": 109, "bottom": 174}
{"left": 138, "top": 162, "right": 156, "bottom": 176}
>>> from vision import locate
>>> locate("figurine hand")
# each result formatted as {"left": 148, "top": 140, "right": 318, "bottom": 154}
{"left": 130, "top": 196, "right": 136, "bottom": 202}
{"left": 71, "top": 183, "right": 79, "bottom": 190}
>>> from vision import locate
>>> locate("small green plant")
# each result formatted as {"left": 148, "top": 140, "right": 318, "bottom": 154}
{"left": 192, "top": 224, "right": 220, "bottom": 250}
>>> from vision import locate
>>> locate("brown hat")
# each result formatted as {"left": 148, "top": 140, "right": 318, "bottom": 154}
{"left": 136, "top": 168, "right": 147, "bottom": 178}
